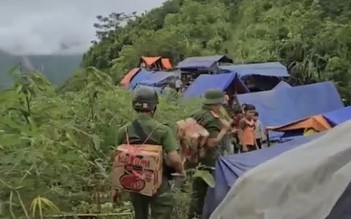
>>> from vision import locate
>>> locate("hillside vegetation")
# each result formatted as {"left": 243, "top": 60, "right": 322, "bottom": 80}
{"left": 1, "top": 0, "right": 350, "bottom": 218}
{"left": 83, "top": 0, "right": 351, "bottom": 101}
{"left": 0, "top": 68, "right": 198, "bottom": 218}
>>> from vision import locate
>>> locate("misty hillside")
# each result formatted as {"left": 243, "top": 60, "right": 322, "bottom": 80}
{"left": 0, "top": 50, "right": 82, "bottom": 89}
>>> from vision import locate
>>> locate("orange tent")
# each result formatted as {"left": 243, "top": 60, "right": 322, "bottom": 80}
{"left": 161, "top": 58, "right": 172, "bottom": 70}
{"left": 140, "top": 56, "right": 172, "bottom": 70}
{"left": 267, "top": 115, "right": 332, "bottom": 132}
{"left": 120, "top": 68, "right": 141, "bottom": 88}
{"left": 141, "top": 56, "right": 162, "bottom": 66}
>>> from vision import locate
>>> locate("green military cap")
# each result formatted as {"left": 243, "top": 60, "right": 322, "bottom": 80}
{"left": 203, "top": 89, "right": 225, "bottom": 105}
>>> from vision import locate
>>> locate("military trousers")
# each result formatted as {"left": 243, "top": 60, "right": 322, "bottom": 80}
{"left": 130, "top": 177, "right": 174, "bottom": 219}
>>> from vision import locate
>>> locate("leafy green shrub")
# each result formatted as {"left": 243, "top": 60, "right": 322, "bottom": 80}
{"left": 0, "top": 68, "right": 201, "bottom": 218}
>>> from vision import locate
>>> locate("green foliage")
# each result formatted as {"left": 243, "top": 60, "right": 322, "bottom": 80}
{"left": 83, "top": 0, "right": 351, "bottom": 103}
{"left": 193, "top": 170, "right": 215, "bottom": 188}
{"left": 0, "top": 68, "right": 198, "bottom": 218}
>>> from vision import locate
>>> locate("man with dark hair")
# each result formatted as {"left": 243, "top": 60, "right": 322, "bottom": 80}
{"left": 114, "top": 86, "right": 184, "bottom": 219}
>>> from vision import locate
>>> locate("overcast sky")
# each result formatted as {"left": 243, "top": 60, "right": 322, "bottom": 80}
{"left": 0, "top": 0, "right": 165, "bottom": 55}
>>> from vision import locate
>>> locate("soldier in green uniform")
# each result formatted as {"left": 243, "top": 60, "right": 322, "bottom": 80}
{"left": 115, "top": 86, "right": 184, "bottom": 219}
{"left": 188, "top": 89, "right": 230, "bottom": 219}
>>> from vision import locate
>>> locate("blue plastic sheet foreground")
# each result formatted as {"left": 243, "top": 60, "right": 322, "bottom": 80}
{"left": 273, "top": 81, "right": 291, "bottom": 90}
{"left": 202, "top": 134, "right": 323, "bottom": 219}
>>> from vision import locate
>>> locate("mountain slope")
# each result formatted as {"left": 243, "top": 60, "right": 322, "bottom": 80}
{"left": 0, "top": 50, "right": 82, "bottom": 89}
{"left": 82, "top": 0, "right": 351, "bottom": 102}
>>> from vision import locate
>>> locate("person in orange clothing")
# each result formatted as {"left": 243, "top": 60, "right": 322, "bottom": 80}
{"left": 239, "top": 104, "right": 257, "bottom": 152}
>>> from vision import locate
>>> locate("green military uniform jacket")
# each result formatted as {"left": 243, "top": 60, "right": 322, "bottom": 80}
{"left": 191, "top": 106, "right": 222, "bottom": 167}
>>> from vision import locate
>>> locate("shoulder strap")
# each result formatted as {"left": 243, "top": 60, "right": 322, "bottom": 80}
{"left": 132, "top": 120, "right": 148, "bottom": 141}
{"left": 129, "top": 120, "right": 160, "bottom": 145}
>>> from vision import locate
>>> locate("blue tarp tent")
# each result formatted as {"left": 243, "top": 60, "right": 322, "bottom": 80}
{"left": 128, "top": 69, "right": 154, "bottom": 90}
{"left": 128, "top": 70, "right": 176, "bottom": 90}
{"left": 183, "top": 73, "right": 249, "bottom": 98}
{"left": 220, "top": 62, "right": 289, "bottom": 78}
{"left": 138, "top": 71, "right": 176, "bottom": 86}
{"left": 273, "top": 81, "right": 291, "bottom": 90}
{"left": 323, "top": 106, "right": 351, "bottom": 126}
{"left": 237, "top": 81, "right": 344, "bottom": 139}
{"left": 202, "top": 133, "right": 323, "bottom": 219}
{"left": 176, "top": 55, "right": 233, "bottom": 69}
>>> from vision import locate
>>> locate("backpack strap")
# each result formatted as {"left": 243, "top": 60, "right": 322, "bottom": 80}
{"left": 128, "top": 120, "right": 174, "bottom": 177}
{"left": 127, "top": 120, "right": 160, "bottom": 145}
{"left": 132, "top": 120, "right": 148, "bottom": 143}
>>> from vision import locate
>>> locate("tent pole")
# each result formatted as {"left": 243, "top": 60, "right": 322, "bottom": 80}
{"left": 267, "top": 131, "right": 270, "bottom": 147}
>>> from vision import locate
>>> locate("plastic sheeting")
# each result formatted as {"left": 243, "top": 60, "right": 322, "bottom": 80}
{"left": 210, "top": 121, "right": 351, "bottom": 219}
{"left": 220, "top": 62, "right": 289, "bottom": 78}
{"left": 128, "top": 69, "right": 154, "bottom": 90}
{"left": 323, "top": 106, "right": 351, "bottom": 126}
{"left": 237, "top": 82, "right": 344, "bottom": 139}
{"left": 202, "top": 134, "right": 322, "bottom": 219}
{"left": 176, "top": 55, "right": 233, "bottom": 69}
{"left": 128, "top": 70, "right": 175, "bottom": 89}
{"left": 120, "top": 68, "right": 141, "bottom": 88}
{"left": 140, "top": 56, "right": 161, "bottom": 66}
{"left": 273, "top": 81, "right": 291, "bottom": 90}
{"left": 267, "top": 115, "right": 332, "bottom": 132}
{"left": 183, "top": 73, "right": 249, "bottom": 98}
{"left": 138, "top": 71, "right": 176, "bottom": 86}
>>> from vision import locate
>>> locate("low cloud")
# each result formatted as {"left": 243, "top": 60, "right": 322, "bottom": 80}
{"left": 0, "top": 0, "right": 165, "bottom": 55}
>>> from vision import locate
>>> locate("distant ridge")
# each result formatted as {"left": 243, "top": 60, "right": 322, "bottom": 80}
{"left": 0, "top": 50, "right": 82, "bottom": 89}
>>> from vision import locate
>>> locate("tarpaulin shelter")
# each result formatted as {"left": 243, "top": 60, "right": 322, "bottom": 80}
{"left": 267, "top": 115, "right": 332, "bottom": 133}
{"left": 202, "top": 133, "right": 323, "bottom": 219}
{"left": 128, "top": 69, "right": 176, "bottom": 90}
{"left": 237, "top": 81, "right": 344, "bottom": 139}
{"left": 120, "top": 68, "right": 141, "bottom": 88}
{"left": 323, "top": 106, "right": 351, "bottom": 126}
{"left": 176, "top": 55, "right": 233, "bottom": 70}
{"left": 273, "top": 80, "right": 291, "bottom": 90}
{"left": 220, "top": 62, "right": 290, "bottom": 92}
{"left": 139, "top": 56, "right": 172, "bottom": 70}
{"left": 210, "top": 121, "right": 351, "bottom": 219}
{"left": 267, "top": 106, "right": 351, "bottom": 135}
{"left": 220, "top": 62, "right": 289, "bottom": 78}
{"left": 137, "top": 71, "right": 176, "bottom": 87}
{"left": 161, "top": 58, "right": 172, "bottom": 70}
{"left": 183, "top": 73, "right": 249, "bottom": 99}
{"left": 128, "top": 69, "right": 154, "bottom": 90}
